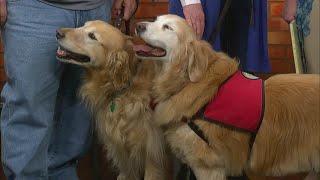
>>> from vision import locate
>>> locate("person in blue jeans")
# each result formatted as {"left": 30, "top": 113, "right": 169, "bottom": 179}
{"left": 0, "top": 0, "right": 137, "bottom": 179}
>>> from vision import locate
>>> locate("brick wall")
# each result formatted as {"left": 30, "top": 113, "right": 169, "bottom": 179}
{"left": 268, "top": 0, "right": 295, "bottom": 73}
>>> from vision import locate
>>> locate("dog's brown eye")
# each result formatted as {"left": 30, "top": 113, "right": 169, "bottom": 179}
{"left": 88, "top": 32, "right": 97, "bottom": 40}
{"left": 163, "top": 24, "right": 173, "bottom": 31}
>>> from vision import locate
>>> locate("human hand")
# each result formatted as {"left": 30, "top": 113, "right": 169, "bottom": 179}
{"left": 282, "top": 0, "right": 297, "bottom": 23}
{"left": 113, "top": 0, "right": 137, "bottom": 20}
{"left": 183, "top": 3, "right": 205, "bottom": 39}
{"left": 0, "top": 0, "right": 7, "bottom": 27}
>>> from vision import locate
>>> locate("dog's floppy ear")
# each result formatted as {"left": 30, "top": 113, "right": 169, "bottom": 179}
{"left": 187, "top": 40, "right": 211, "bottom": 82}
{"left": 107, "top": 49, "right": 131, "bottom": 89}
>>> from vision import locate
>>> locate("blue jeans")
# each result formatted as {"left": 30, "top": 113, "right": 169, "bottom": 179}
{"left": 1, "top": 0, "right": 112, "bottom": 179}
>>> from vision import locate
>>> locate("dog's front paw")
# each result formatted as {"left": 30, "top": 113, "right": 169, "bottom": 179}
{"left": 154, "top": 101, "right": 178, "bottom": 127}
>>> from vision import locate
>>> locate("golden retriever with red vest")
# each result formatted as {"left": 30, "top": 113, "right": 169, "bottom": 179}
{"left": 134, "top": 15, "right": 320, "bottom": 179}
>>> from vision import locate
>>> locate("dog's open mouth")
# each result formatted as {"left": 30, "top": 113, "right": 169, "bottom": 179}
{"left": 133, "top": 43, "right": 166, "bottom": 57}
{"left": 56, "top": 46, "right": 90, "bottom": 63}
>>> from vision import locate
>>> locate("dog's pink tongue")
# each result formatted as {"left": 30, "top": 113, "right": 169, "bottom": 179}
{"left": 133, "top": 44, "right": 166, "bottom": 57}
{"left": 133, "top": 44, "right": 153, "bottom": 53}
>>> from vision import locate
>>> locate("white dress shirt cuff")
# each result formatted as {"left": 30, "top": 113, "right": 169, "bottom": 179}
{"left": 180, "top": 0, "right": 201, "bottom": 7}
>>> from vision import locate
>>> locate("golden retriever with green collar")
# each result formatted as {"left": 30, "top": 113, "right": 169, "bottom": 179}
{"left": 134, "top": 15, "right": 320, "bottom": 179}
{"left": 55, "top": 20, "right": 168, "bottom": 180}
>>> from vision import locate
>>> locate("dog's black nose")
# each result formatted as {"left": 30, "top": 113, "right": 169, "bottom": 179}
{"left": 136, "top": 23, "right": 147, "bottom": 34}
{"left": 56, "top": 29, "right": 65, "bottom": 40}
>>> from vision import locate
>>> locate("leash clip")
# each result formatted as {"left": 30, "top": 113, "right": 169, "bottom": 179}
{"left": 113, "top": 0, "right": 139, "bottom": 35}
{"left": 114, "top": 4, "right": 125, "bottom": 30}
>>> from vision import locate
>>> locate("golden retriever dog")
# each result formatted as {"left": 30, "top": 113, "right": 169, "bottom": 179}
{"left": 134, "top": 15, "right": 320, "bottom": 179}
{"left": 55, "top": 20, "right": 168, "bottom": 180}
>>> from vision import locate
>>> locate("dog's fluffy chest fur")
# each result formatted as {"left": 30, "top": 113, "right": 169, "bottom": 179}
{"left": 99, "top": 90, "right": 151, "bottom": 144}
{"left": 78, "top": 61, "right": 164, "bottom": 178}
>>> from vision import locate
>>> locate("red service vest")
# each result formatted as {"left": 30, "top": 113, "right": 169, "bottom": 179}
{"left": 204, "top": 71, "right": 264, "bottom": 132}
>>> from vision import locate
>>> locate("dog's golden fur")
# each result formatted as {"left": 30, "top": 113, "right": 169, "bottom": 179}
{"left": 56, "top": 21, "right": 167, "bottom": 180}
{"left": 136, "top": 15, "right": 320, "bottom": 179}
